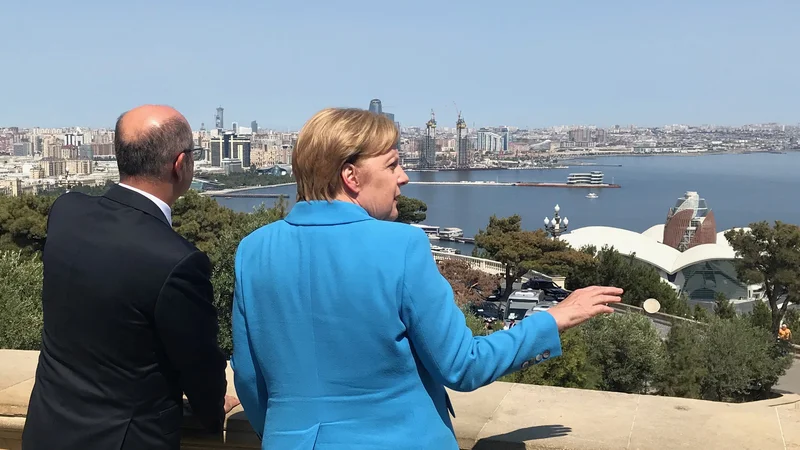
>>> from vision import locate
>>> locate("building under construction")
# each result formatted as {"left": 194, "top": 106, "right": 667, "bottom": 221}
{"left": 456, "top": 112, "right": 469, "bottom": 168}
{"left": 418, "top": 110, "right": 438, "bottom": 169}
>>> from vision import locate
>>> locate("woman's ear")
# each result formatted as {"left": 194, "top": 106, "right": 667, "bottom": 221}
{"left": 341, "top": 163, "right": 360, "bottom": 194}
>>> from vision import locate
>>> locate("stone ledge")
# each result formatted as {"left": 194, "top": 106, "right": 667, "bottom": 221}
{"left": 1, "top": 350, "right": 799, "bottom": 449}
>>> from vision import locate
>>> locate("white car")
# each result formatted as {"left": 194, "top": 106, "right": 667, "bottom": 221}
{"left": 524, "top": 303, "right": 553, "bottom": 318}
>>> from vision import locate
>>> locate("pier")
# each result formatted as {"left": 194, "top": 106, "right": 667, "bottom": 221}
{"left": 436, "top": 236, "right": 476, "bottom": 244}
{"left": 204, "top": 193, "right": 288, "bottom": 198}
{"left": 407, "top": 181, "right": 621, "bottom": 188}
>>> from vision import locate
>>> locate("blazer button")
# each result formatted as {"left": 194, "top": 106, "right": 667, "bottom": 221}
{"left": 543, "top": 350, "right": 551, "bottom": 359}
{"left": 535, "top": 354, "right": 543, "bottom": 362}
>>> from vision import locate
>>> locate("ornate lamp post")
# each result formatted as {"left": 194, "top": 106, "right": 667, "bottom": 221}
{"left": 544, "top": 204, "right": 568, "bottom": 239}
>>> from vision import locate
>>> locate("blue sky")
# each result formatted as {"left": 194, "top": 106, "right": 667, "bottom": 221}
{"left": 3, "top": 0, "right": 799, "bottom": 129}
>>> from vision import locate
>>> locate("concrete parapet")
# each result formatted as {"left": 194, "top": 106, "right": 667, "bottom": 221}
{"left": 1, "top": 350, "right": 799, "bottom": 449}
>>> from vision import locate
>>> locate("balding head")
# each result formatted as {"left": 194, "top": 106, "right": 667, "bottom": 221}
{"left": 115, "top": 105, "right": 193, "bottom": 181}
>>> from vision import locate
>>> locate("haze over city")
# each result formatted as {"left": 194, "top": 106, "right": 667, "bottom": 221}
{"left": 3, "top": 0, "right": 800, "bottom": 129}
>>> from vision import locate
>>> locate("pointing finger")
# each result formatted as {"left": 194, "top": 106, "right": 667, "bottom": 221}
{"left": 594, "top": 295, "right": 622, "bottom": 304}
{"left": 591, "top": 286, "right": 623, "bottom": 295}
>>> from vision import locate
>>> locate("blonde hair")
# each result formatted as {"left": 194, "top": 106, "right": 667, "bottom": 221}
{"left": 293, "top": 108, "right": 399, "bottom": 201}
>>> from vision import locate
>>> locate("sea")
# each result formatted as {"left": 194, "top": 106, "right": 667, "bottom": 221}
{"left": 215, "top": 152, "right": 800, "bottom": 254}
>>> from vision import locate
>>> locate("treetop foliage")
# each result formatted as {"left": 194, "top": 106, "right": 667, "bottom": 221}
{"left": 395, "top": 195, "right": 427, "bottom": 224}
{"left": 725, "top": 221, "right": 800, "bottom": 335}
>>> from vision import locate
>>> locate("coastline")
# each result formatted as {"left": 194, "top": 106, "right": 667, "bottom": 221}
{"left": 199, "top": 182, "right": 297, "bottom": 196}
{"left": 205, "top": 150, "right": 797, "bottom": 195}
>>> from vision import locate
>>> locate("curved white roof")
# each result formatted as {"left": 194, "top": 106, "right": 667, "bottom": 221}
{"left": 642, "top": 224, "right": 665, "bottom": 243}
{"left": 562, "top": 225, "right": 742, "bottom": 274}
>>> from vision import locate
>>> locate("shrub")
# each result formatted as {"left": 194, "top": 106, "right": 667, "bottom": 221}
{"left": 0, "top": 251, "right": 44, "bottom": 350}
{"left": 700, "top": 317, "right": 791, "bottom": 402}
{"left": 501, "top": 326, "right": 600, "bottom": 390}
{"left": 582, "top": 313, "right": 666, "bottom": 394}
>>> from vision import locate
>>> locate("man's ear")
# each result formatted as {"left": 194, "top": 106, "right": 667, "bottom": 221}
{"left": 341, "top": 162, "right": 360, "bottom": 194}
{"left": 173, "top": 152, "right": 190, "bottom": 181}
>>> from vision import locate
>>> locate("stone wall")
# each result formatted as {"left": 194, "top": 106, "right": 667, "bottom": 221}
{"left": 2, "top": 350, "right": 799, "bottom": 449}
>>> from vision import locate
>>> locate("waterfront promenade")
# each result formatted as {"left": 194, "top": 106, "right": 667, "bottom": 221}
{"left": 1, "top": 349, "right": 798, "bottom": 449}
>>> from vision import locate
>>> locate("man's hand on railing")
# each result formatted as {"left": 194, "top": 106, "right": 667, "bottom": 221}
{"left": 547, "top": 286, "right": 623, "bottom": 332}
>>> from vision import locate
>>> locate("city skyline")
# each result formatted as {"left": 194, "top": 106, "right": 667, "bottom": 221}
{"left": 2, "top": 0, "right": 800, "bottom": 129}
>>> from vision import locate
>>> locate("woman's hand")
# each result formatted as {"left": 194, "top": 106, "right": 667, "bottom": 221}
{"left": 547, "top": 286, "right": 623, "bottom": 331}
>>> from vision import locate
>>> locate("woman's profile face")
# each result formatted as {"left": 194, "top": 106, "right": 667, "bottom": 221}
{"left": 353, "top": 149, "right": 409, "bottom": 221}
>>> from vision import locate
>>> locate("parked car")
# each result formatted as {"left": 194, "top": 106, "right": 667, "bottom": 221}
{"left": 524, "top": 302, "right": 555, "bottom": 318}
{"left": 469, "top": 301, "right": 502, "bottom": 322}
{"left": 522, "top": 278, "right": 570, "bottom": 302}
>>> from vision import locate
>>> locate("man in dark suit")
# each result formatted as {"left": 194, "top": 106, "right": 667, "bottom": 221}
{"left": 23, "top": 105, "right": 238, "bottom": 450}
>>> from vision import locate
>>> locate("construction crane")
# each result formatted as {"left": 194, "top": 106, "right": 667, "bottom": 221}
{"left": 426, "top": 109, "right": 437, "bottom": 129}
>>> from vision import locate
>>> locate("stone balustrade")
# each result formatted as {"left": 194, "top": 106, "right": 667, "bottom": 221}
{"left": 2, "top": 350, "right": 799, "bottom": 449}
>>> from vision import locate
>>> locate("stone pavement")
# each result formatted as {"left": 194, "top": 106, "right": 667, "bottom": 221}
{"left": 2, "top": 350, "right": 799, "bottom": 449}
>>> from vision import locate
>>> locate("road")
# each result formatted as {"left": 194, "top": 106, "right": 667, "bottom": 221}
{"left": 776, "top": 356, "right": 800, "bottom": 394}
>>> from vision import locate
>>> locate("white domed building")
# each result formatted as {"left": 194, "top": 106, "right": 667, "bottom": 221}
{"left": 561, "top": 223, "right": 752, "bottom": 303}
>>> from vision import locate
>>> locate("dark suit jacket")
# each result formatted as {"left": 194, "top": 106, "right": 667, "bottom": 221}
{"left": 22, "top": 184, "right": 228, "bottom": 450}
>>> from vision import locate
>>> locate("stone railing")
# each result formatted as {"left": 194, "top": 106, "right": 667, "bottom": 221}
{"left": 432, "top": 251, "right": 506, "bottom": 276}
{"left": 2, "top": 349, "right": 799, "bottom": 449}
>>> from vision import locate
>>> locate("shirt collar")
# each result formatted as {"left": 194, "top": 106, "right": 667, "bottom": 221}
{"left": 117, "top": 183, "right": 173, "bottom": 226}
{"left": 284, "top": 200, "right": 375, "bottom": 226}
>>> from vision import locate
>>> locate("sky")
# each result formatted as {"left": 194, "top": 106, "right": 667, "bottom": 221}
{"left": 3, "top": 0, "right": 800, "bottom": 130}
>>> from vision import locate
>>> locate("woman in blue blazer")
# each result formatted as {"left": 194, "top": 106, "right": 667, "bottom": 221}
{"left": 231, "top": 108, "right": 622, "bottom": 449}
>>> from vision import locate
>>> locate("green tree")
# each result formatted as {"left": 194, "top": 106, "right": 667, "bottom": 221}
{"left": 395, "top": 195, "right": 427, "bottom": 224}
{"left": 0, "top": 251, "right": 44, "bottom": 350}
{"left": 583, "top": 313, "right": 666, "bottom": 394}
{"left": 204, "top": 200, "right": 287, "bottom": 356}
{"left": 501, "top": 327, "right": 600, "bottom": 389}
{"left": 700, "top": 317, "right": 791, "bottom": 402}
{"left": 692, "top": 304, "right": 711, "bottom": 323}
{"left": 0, "top": 195, "right": 55, "bottom": 255}
{"left": 725, "top": 221, "right": 800, "bottom": 336}
{"left": 657, "top": 322, "right": 707, "bottom": 398}
{"left": 748, "top": 300, "right": 773, "bottom": 333}
{"left": 567, "top": 246, "right": 690, "bottom": 317}
{"left": 171, "top": 190, "right": 242, "bottom": 264}
{"left": 474, "top": 215, "right": 575, "bottom": 317}
{"left": 713, "top": 292, "right": 737, "bottom": 320}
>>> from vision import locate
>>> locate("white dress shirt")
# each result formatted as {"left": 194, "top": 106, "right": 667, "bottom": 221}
{"left": 117, "top": 183, "right": 173, "bottom": 226}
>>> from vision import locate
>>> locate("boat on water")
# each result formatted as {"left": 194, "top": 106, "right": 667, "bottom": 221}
{"left": 438, "top": 227, "right": 464, "bottom": 239}
{"left": 411, "top": 224, "right": 464, "bottom": 240}
{"left": 514, "top": 170, "right": 621, "bottom": 188}
{"left": 430, "top": 244, "right": 460, "bottom": 255}
{"left": 586, "top": 192, "right": 599, "bottom": 199}
{"left": 567, "top": 171, "right": 605, "bottom": 185}
{"left": 410, "top": 223, "right": 440, "bottom": 239}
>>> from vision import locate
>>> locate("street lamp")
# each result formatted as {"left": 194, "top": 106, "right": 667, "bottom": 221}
{"left": 544, "top": 204, "right": 568, "bottom": 239}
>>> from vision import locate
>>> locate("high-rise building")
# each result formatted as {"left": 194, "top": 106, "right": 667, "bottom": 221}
{"left": 215, "top": 107, "right": 224, "bottom": 131}
{"left": 251, "top": 120, "right": 258, "bottom": 133}
{"left": 232, "top": 122, "right": 239, "bottom": 134}
{"left": 476, "top": 129, "right": 502, "bottom": 153}
{"left": 369, "top": 99, "right": 382, "bottom": 115}
{"left": 209, "top": 133, "right": 251, "bottom": 168}
{"left": 501, "top": 127, "right": 509, "bottom": 153}
{"left": 13, "top": 142, "right": 31, "bottom": 157}
{"left": 663, "top": 191, "right": 717, "bottom": 251}
{"left": 419, "top": 110, "right": 437, "bottom": 169}
{"left": 456, "top": 113, "right": 469, "bottom": 168}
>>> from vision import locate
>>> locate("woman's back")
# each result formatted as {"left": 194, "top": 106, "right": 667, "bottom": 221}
{"left": 227, "top": 108, "right": 624, "bottom": 450}
{"left": 232, "top": 201, "right": 465, "bottom": 449}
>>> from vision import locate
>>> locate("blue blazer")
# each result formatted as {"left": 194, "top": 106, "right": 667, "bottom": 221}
{"left": 231, "top": 200, "right": 561, "bottom": 449}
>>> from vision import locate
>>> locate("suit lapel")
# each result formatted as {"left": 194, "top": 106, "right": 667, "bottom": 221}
{"left": 103, "top": 184, "right": 171, "bottom": 227}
